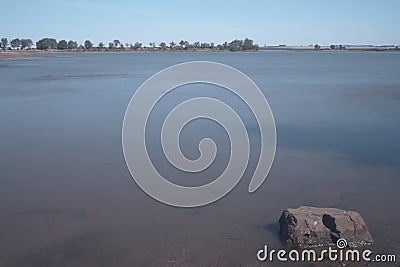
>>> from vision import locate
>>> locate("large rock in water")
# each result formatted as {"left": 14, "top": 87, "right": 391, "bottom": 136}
{"left": 279, "top": 206, "right": 373, "bottom": 248}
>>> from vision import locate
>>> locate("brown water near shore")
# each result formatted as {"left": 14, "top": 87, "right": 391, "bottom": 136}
{"left": 0, "top": 52, "right": 399, "bottom": 266}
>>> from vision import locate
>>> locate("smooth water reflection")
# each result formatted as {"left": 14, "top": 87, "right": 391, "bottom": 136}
{"left": 0, "top": 52, "right": 399, "bottom": 266}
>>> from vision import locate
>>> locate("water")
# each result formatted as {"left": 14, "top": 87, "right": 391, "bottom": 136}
{"left": 0, "top": 52, "right": 399, "bottom": 266}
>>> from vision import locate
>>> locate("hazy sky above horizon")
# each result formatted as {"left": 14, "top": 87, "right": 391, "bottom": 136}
{"left": 2, "top": 0, "right": 399, "bottom": 46}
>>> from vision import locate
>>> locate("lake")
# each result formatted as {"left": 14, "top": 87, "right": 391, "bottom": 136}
{"left": 0, "top": 52, "right": 399, "bottom": 266}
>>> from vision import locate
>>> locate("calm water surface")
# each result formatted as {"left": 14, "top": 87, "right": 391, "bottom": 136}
{"left": 0, "top": 52, "right": 399, "bottom": 266}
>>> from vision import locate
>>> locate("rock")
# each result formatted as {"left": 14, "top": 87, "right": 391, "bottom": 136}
{"left": 279, "top": 206, "right": 373, "bottom": 248}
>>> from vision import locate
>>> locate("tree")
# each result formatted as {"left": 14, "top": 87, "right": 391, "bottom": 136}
{"left": 169, "top": 41, "right": 175, "bottom": 49}
{"left": 108, "top": 42, "right": 115, "bottom": 49}
{"left": 113, "top": 39, "right": 120, "bottom": 48}
{"left": 57, "top": 40, "right": 68, "bottom": 50}
{"left": 314, "top": 44, "right": 321, "bottom": 50}
{"left": 133, "top": 42, "right": 142, "bottom": 50}
{"left": 1, "top": 38, "right": 8, "bottom": 50}
{"left": 179, "top": 40, "right": 185, "bottom": 49}
{"left": 84, "top": 40, "right": 93, "bottom": 50}
{"left": 330, "top": 45, "right": 336, "bottom": 50}
{"left": 98, "top": 42, "right": 104, "bottom": 49}
{"left": 243, "top": 38, "right": 254, "bottom": 50}
{"left": 21, "top": 39, "right": 33, "bottom": 49}
{"left": 11, "top": 38, "right": 21, "bottom": 49}
{"left": 36, "top": 38, "right": 57, "bottom": 50}
{"left": 200, "top": 42, "right": 210, "bottom": 49}
{"left": 193, "top": 41, "right": 200, "bottom": 49}
{"left": 228, "top": 39, "right": 243, "bottom": 51}
{"left": 67, "top": 40, "right": 78, "bottom": 49}
{"left": 183, "top": 40, "right": 190, "bottom": 49}
{"left": 159, "top": 42, "right": 167, "bottom": 50}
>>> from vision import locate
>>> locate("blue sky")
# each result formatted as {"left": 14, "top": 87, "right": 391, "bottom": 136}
{"left": 2, "top": 0, "right": 399, "bottom": 46}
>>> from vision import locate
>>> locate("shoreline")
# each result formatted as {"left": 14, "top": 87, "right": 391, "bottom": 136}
{"left": 0, "top": 49, "right": 231, "bottom": 60}
{"left": 1, "top": 47, "right": 399, "bottom": 60}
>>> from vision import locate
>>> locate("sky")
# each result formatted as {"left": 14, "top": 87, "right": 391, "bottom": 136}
{"left": 1, "top": 0, "right": 399, "bottom": 46}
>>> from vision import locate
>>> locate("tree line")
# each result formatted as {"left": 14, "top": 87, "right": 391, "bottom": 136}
{"left": 1, "top": 37, "right": 259, "bottom": 52}
{"left": 1, "top": 38, "right": 33, "bottom": 50}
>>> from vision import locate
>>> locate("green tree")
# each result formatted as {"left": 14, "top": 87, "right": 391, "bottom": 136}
{"left": 169, "top": 41, "right": 175, "bottom": 49}
{"left": 183, "top": 40, "right": 190, "bottom": 49}
{"left": 1, "top": 38, "right": 8, "bottom": 50}
{"left": 57, "top": 40, "right": 68, "bottom": 50}
{"left": 179, "top": 40, "right": 186, "bottom": 49}
{"left": 228, "top": 39, "right": 243, "bottom": 51}
{"left": 67, "top": 40, "right": 78, "bottom": 49}
{"left": 98, "top": 42, "right": 104, "bottom": 49}
{"left": 113, "top": 39, "right": 120, "bottom": 48}
{"left": 159, "top": 42, "right": 167, "bottom": 50}
{"left": 21, "top": 39, "right": 33, "bottom": 49}
{"left": 193, "top": 41, "right": 200, "bottom": 49}
{"left": 84, "top": 40, "right": 93, "bottom": 50}
{"left": 133, "top": 42, "right": 142, "bottom": 50}
{"left": 185, "top": 41, "right": 193, "bottom": 50}
{"left": 36, "top": 38, "right": 57, "bottom": 50}
{"left": 200, "top": 42, "right": 210, "bottom": 49}
{"left": 108, "top": 42, "right": 115, "bottom": 49}
{"left": 243, "top": 38, "right": 254, "bottom": 50}
{"left": 11, "top": 38, "right": 21, "bottom": 49}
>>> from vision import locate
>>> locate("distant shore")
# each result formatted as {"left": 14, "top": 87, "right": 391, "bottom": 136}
{"left": 260, "top": 44, "right": 400, "bottom": 52}
{"left": 0, "top": 49, "right": 229, "bottom": 60}
{"left": 1, "top": 45, "right": 399, "bottom": 60}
